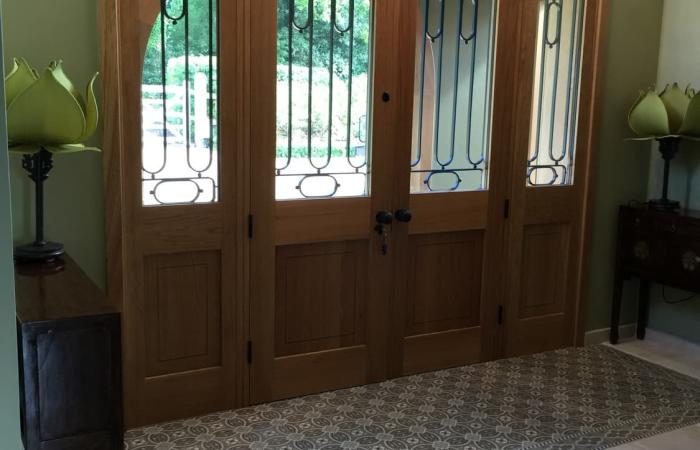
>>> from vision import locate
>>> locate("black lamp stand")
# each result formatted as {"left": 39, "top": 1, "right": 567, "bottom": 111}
{"left": 648, "top": 137, "right": 681, "bottom": 212}
{"left": 14, "top": 148, "right": 65, "bottom": 262}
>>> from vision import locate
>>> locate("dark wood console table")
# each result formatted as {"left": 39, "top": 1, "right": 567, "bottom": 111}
{"left": 610, "top": 205, "right": 700, "bottom": 344}
{"left": 15, "top": 256, "right": 123, "bottom": 450}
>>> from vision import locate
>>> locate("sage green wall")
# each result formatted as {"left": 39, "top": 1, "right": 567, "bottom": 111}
{"left": 646, "top": 0, "right": 700, "bottom": 343}
{"left": 0, "top": 3, "right": 24, "bottom": 447}
{"left": 584, "top": 0, "right": 664, "bottom": 331}
{"left": 2, "top": 0, "right": 105, "bottom": 289}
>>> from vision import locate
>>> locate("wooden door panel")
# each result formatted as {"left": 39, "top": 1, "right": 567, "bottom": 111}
{"left": 518, "top": 224, "right": 570, "bottom": 319}
{"left": 256, "top": 234, "right": 376, "bottom": 401}
{"left": 401, "top": 230, "right": 484, "bottom": 374}
{"left": 406, "top": 231, "right": 482, "bottom": 335}
{"left": 275, "top": 241, "right": 367, "bottom": 356}
{"left": 144, "top": 251, "right": 222, "bottom": 376}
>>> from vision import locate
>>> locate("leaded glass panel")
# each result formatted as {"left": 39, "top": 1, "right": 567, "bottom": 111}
{"left": 410, "top": 0, "right": 496, "bottom": 193}
{"left": 276, "top": 0, "right": 373, "bottom": 200}
{"left": 527, "top": 0, "right": 585, "bottom": 187}
{"left": 141, "top": 0, "right": 219, "bottom": 206}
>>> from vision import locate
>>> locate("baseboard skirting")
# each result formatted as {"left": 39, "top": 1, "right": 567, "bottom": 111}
{"left": 584, "top": 323, "right": 637, "bottom": 346}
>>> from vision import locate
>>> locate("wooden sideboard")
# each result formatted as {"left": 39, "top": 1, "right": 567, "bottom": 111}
{"left": 15, "top": 256, "right": 123, "bottom": 450}
{"left": 610, "top": 205, "right": 700, "bottom": 344}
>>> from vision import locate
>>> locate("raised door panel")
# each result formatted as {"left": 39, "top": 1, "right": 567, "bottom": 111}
{"left": 144, "top": 251, "right": 222, "bottom": 377}
{"left": 402, "top": 231, "right": 483, "bottom": 375}
{"left": 275, "top": 241, "right": 367, "bottom": 356}
{"left": 270, "top": 240, "right": 370, "bottom": 399}
{"left": 518, "top": 224, "right": 569, "bottom": 319}
{"left": 506, "top": 223, "right": 575, "bottom": 357}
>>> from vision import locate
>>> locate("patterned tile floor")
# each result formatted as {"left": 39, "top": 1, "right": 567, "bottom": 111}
{"left": 125, "top": 346, "right": 700, "bottom": 450}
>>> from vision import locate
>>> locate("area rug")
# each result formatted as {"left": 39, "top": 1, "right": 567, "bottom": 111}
{"left": 124, "top": 345, "right": 700, "bottom": 449}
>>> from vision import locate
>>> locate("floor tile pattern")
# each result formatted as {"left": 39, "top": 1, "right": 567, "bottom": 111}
{"left": 125, "top": 346, "right": 700, "bottom": 450}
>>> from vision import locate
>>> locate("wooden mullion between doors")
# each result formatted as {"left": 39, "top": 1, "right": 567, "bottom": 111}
{"left": 387, "top": 0, "right": 418, "bottom": 379}
{"left": 499, "top": 0, "right": 550, "bottom": 357}
{"left": 219, "top": 0, "right": 249, "bottom": 410}
{"left": 365, "top": 0, "right": 402, "bottom": 383}
{"left": 249, "top": 0, "right": 278, "bottom": 404}
{"left": 481, "top": 0, "right": 534, "bottom": 361}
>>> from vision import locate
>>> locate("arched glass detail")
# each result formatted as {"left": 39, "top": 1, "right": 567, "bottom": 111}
{"left": 527, "top": 0, "right": 585, "bottom": 187}
{"left": 276, "top": 0, "right": 373, "bottom": 200}
{"left": 141, "top": 0, "right": 219, "bottom": 206}
{"left": 410, "top": 0, "right": 497, "bottom": 193}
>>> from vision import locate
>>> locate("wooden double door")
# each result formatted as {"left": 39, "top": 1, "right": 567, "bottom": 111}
{"left": 105, "top": 0, "right": 606, "bottom": 427}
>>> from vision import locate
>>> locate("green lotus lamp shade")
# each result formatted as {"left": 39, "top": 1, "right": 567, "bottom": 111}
{"left": 4, "top": 58, "right": 100, "bottom": 262}
{"left": 628, "top": 83, "right": 700, "bottom": 211}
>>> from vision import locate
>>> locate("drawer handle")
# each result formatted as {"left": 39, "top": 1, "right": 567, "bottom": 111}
{"left": 682, "top": 251, "right": 700, "bottom": 272}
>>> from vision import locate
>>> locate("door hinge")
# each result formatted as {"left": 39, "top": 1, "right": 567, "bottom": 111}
{"left": 247, "top": 341, "right": 253, "bottom": 364}
{"left": 497, "top": 305, "right": 504, "bottom": 325}
{"left": 503, "top": 199, "right": 510, "bottom": 219}
{"left": 248, "top": 214, "right": 254, "bottom": 239}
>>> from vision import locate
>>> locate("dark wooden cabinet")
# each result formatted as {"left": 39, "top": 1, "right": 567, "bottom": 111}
{"left": 610, "top": 205, "right": 700, "bottom": 344}
{"left": 15, "top": 256, "right": 123, "bottom": 450}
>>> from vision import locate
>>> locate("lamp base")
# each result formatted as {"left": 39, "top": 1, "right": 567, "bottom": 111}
{"left": 648, "top": 198, "right": 681, "bottom": 212}
{"left": 14, "top": 241, "right": 65, "bottom": 263}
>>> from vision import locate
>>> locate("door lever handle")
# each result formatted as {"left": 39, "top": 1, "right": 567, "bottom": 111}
{"left": 394, "top": 209, "right": 412, "bottom": 223}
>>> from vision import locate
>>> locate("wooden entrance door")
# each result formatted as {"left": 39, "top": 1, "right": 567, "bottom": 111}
{"left": 250, "top": 0, "right": 403, "bottom": 403}
{"left": 389, "top": 0, "right": 500, "bottom": 377}
{"left": 250, "top": 0, "right": 506, "bottom": 398}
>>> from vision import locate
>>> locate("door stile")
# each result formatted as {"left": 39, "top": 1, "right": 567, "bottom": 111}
{"left": 221, "top": 0, "right": 251, "bottom": 408}
{"left": 486, "top": 0, "right": 540, "bottom": 359}
{"left": 249, "top": 0, "right": 278, "bottom": 404}
{"left": 365, "top": 0, "right": 403, "bottom": 383}
{"left": 481, "top": 0, "right": 527, "bottom": 361}
{"left": 386, "top": 0, "right": 418, "bottom": 379}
